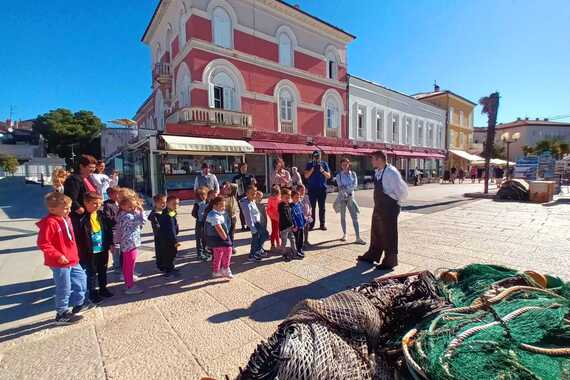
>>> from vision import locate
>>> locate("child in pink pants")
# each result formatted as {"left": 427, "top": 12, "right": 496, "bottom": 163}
{"left": 116, "top": 197, "right": 145, "bottom": 294}
{"left": 205, "top": 196, "right": 234, "bottom": 279}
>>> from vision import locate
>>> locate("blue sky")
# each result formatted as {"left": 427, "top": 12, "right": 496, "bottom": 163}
{"left": 1, "top": 0, "right": 569, "bottom": 126}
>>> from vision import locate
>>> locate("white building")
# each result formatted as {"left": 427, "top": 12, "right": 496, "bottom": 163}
{"left": 348, "top": 76, "right": 447, "bottom": 180}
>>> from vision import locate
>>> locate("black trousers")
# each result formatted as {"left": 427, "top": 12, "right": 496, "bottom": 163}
{"left": 294, "top": 228, "right": 304, "bottom": 253}
{"left": 364, "top": 205, "right": 400, "bottom": 262}
{"left": 195, "top": 221, "right": 205, "bottom": 256}
{"left": 158, "top": 242, "right": 177, "bottom": 272}
{"left": 237, "top": 195, "right": 246, "bottom": 229}
{"left": 309, "top": 188, "right": 327, "bottom": 228}
{"left": 80, "top": 250, "right": 109, "bottom": 299}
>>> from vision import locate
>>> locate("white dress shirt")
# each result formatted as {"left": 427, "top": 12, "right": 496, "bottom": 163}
{"left": 376, "top": 165, "right": 409, "bottom": 204}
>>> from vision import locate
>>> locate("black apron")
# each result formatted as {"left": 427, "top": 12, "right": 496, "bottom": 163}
{"left": 364, "top": 166, "right": 400, "bottom": 262}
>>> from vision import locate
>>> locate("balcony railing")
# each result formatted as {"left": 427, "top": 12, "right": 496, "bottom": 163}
{"left": 152, "top": 63, "right": 171, "bottom": 85}
{"left": 280, "top": 122, "right": 295, "bottom": 134}
{"left": 326, "top": 128, "right": 340, "bottom": 138}
{"left": 170, "top": 107, "right": 252, "bottom": 129}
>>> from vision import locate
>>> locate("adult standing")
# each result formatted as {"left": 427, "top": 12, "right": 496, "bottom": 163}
{"left": 304, "top": 150, "right": 331, "bottom": 230}
{"left": 233, "top": 162, "right": 256, "bottom": 230}
{"left": 334, "top": 158, "right": 366, "bottom": 245}
{"left": 91, "top": 160, "right": 118, "bottom": 200}
{"left": 64, "top": 154, "right": 98, "bottom": 235}
{"left": 194, "top": 163, "right": 220, "bottom": 195}
{"left": 272, "top": 158, "right": 291, "bottom": 188}
{"left": 357, "top": 151, "right": 408, "bottom": 269}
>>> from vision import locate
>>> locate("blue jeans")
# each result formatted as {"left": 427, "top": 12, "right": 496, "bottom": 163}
{"left": 250, "top": 223, "right": 268, "bottom": 256}
{"left": 340, "top": 197, "right": 361, "bottom": 239}
{"left": 51, "top": 264, "right": 87, "bottom": 314}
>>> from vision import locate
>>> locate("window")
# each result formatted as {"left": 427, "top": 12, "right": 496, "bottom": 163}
{"left": 459, "top": 110, "right": 464, "bottom": 126}
{"left": 427, "top": 122, "right": 434, "bottom": 147}
{"left": 405, "top": 116, "right": 413, "bottom": 145}
{"left": 416, "top": 120, "right": 424, "bottom": 146}
{"left": 376, "top": 111, "right": 384, "bottom": 141}
{"left": 326, "top": 101, "right": 339, "bottom": 130}
{"left": 179, "top": 10, "right": 187, "bottom": 49}
{"left": 154, "top": 90, "right": 165, "bottom": 131}
{"left": 392, "top": 113, "right": 400, "bottom": 144}
{"left": 176, "top": 64, "right": 191, "bottom": 108}
{"left": 278, "top": 33, "right": 293, "bottom": 67}
{"left": 357, "top": 108, "right": 365, "bottom": 138}
{"left": 459, "top": 132, "right": 465, "bottom": 147}
{"left": 326, "top": 52, "right": 338, "bottom": 80}
{"left": 213, "top": 7, "right": 232, "bottom": 48}
{"left": 279, "top": 88, "right": 294, "bottom": 122}
{"left": 211, "top": 71, "right": 236, "bottom": 110}
{"left": 449, "top": 107, "right": 454, "bottom": 124}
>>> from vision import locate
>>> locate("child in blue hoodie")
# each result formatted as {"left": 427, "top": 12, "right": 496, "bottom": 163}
{"left": 290, "top": 190, "right": 306, "bottom": 258}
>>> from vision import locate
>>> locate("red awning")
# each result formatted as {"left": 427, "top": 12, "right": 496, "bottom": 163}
{"left": 250, "top": 140, "right": 315, "bottom": 154}
{"left": 317, "top": 145, "right": 368, "bottom": 156}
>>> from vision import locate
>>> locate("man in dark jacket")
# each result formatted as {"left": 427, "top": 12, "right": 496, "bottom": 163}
{"left": 64, "top": 154, "right": 97, "bottom": 237}
{"left": 77, "top": 192, "right": 113, "bottom": 303}
{"left": 158, "top": 195, "right": 180, "bottom": 277}
{"left": 233, "top": 162, "right": 257, "bottom": 230}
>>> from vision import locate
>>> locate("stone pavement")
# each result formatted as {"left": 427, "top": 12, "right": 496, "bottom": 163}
{"left": 1, "top": 181, "right": 570, "bottom": 379}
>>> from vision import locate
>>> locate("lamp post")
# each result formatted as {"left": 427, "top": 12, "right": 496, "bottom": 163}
{"left": 501, "top": 132, "right": 520, "bottom": 178}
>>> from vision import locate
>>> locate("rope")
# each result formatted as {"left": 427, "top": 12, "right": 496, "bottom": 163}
{"left": 519, "top": 343, "right": 570, "bottom": 356}
{"left": 402, "top": 329, "right": 429, "bottom": 380}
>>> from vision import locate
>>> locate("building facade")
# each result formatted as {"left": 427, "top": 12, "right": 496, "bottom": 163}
{"left": 131, "top": 0, "right": 355, "bottom": 198}
{"left": 414, "top": 84, "right": 476, "bottom": 169}
{"left": 348, "top": 76, "right": 446, "bottom": 180}
{"left": 101, "top": 127, "right": 138, "bottom": 160}
{"left": 474, "top": 118, "right": 570, "bottom": 161}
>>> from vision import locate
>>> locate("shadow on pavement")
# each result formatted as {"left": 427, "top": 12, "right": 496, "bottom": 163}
{"left": 0, "top": 177, "right": 52, "bottom": 220}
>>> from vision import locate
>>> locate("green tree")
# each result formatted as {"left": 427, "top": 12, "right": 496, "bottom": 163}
{"left": 533, "top": 138, "right": 570, "bottom": 159}
{"left": 0, "top": 154, "right": 20, "bottom": 175}
{"left": 32, "top": 109, "right": 104, "bottom": 162}
{"left": 491, "top": 143, "right": 506, "bottom": 159}
{"left": 522, "top": 145, "right": 534, "bottom": 156}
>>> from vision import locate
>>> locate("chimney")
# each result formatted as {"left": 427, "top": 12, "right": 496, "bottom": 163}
{"left": 293, "top": 3, "right": 300, "bottom": 9}
{"left": 525, "top": 117, "right": 529, "bottom": 120}
{"left": 516, "top": 117, "right": 521, "bottom": 121}
{"left": 535, "top": 117, "right": 539, "bottom": 120}
{"left": 544, "top": 118, "right": 549, "bottom": 121}
{"left": 433, "top": 81, "right": 440, "bottom": 92}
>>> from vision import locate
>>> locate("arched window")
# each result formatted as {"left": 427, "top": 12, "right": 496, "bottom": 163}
{"left": 179, "top": 8, "right": 187, "bottom": 50}
{"left": 279, "top": 88, "right": 294, "bottom": 122}
{"left": 165, "top": 24, "right": 173, "bottom": 61}
{"left": 326, "top": 99, "right": 339, "bottom": 130}
{"left": 154, "top": 90, "right": 165, "bottom": 131}
{"left": 278, "top": 33, "right": 292, "bottom": 66}
{"left": 176, "top": 63, "right": 191, "bottom": 108}
{"left": 325, "top": 48, "right": 339, "bottom": 80}
{"left": 155, "top": 43, "right": 162, "bottom": 64}
{"left": 211, "top": 71, "right": 236, "bottom": 111}
{"left": 212, "top": 7, "right": 232, "bottom": 48}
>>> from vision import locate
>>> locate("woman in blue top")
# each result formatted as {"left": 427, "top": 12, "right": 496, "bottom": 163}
{"left": 335, "top": 158, "right": 366, "bottom": 245}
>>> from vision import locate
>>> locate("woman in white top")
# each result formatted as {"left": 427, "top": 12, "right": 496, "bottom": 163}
{"left": 334, "top": 158, "right": 365, "bottom": 245}
{"left": 272, "top": 158, "right": 292, "bottom": 188}
{"left": 90, "top": 160, "right": 118, "bottom": 200}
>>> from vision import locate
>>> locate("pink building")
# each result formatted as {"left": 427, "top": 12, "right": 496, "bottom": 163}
{"left": 132, "top": 0, "right": 356, "bottom": 198}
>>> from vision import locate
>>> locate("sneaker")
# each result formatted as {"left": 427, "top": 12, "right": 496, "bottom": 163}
{"left": 212, "top": 271, "right": 224, "bottom": 278}
{"left": 222, "top": 268, "right": 234, "bottom": 279}
{"left": 246, "top": 253, "right": 262, "bottom": 263}
{"left": 340, "top": 235, "right": 347, "bottom": 242}
{"left": 257, "top": 249, "right": 268, "bottom": 258}
{"left": 55, "top": 311, "right": 83, "bottom": 325}
{"left": 99, "top": 289, "right": 114, "bottom": 298}
{"left": 125, "top": 286, "right": 144, "bottom": 295}
{"left": 72, "top": 302, "right": 97, "bottom": 315}
{"left": 294, "top": 252, "right": 304, "bottom": 260}
{"left": 355, "top": 238, "right": 367, "bottom": 245}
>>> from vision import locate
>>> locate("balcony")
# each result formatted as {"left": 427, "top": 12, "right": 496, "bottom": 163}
{"left": 167, "top": 107, "right": 252, "bottom": 129}
{"left": 326, "top": 128, "right": 340, "bottom": 138}
{"left": 152, "top": 63, "right": 172, "bottom": 85}
{"left": 280, "top": 122, "right": 295, "bottom": 134}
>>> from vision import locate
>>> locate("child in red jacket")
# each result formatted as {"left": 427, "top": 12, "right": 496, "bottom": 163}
{"left": 37, "top": 192, "right": 91, "bottom": 325}
{"left": 266, "top": 185, "right": 281, "bottom": 250}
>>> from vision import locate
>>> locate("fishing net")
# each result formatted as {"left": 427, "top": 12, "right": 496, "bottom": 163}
{"left": 236, "top": 264, "right": 570, "bottom": 380}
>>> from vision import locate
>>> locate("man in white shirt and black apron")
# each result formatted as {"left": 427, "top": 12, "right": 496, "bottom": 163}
{"left": 358, "top": 151, "right": 408, "bottom": 269}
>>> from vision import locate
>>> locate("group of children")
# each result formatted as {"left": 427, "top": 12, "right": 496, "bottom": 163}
{"left": 38, "top": 178, "right": 315, "bottom": 324}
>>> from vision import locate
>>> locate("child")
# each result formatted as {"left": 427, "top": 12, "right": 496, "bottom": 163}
{"left": 37, "top": 192, "right": 92, "bottom": 324}
{"left": 158, "top": 195, "right": 180, "bottom": 277}
{"left": 222, "top": 182, "right": 239, "bottom": 249}
{"left": 239, "top": 185, "right": 266, "bottom": 261}
{"left": 148, "top": 194, "right": 166, "bottom": 271}
{"left": 103, "top": 187, "right": 120, "bottom": 272}
{"left": 77, "top": 192, "right": 113, "bottom": 303}
{"left": 296, "top": 184, "right": 313, "bottom": 246}
{"left": 51, "top": 168, "right": 68, "bottom": 193}
{"left": 255, "top": 191, "right": 269, "bottom": 257}
{"left": 191, "top": 186, "right": 209, "bottom": 261}
{"left": 290, "top": 190, "right": 306, "bottom": 258}
{"left": 266, "top": 185, "right": 281, "bottom": 249}
{"left": 205, "top": 196, "right": 234, "bottom": 279}
{"left": 278, "top": 188, "right": 299, "bottom": 261}
{"left": 116, "top": 196, "right": 145, "bottom": 294}
{"left": 201, "top": 189, "right": 217, "bottom": 259}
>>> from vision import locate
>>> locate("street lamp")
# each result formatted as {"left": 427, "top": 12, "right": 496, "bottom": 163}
{"left": 501, "top": 132, "right": 520, "bottom": 178}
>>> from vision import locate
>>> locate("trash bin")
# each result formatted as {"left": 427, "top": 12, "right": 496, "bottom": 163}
{"left": 528, "top": 181, "right": 556, "bottom": 203}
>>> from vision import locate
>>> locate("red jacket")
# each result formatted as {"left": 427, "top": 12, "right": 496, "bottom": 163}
{"left": 36, "top": 214, "right": 80, "bottom": 268}
{"left": 267, "top": 196, "right": 280, "bottom": 222}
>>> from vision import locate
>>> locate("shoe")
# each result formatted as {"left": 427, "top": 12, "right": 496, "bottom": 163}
{"left": 295, "top": 251, "right": 305, "bottom": 259}
{"left": 134, "top": 272, "right": 142, "bottom": 279}
{"left": 232, "top": 248, "right": 237, "bottom": 254}
{"left": 99, "top": 289, "right": 114, "bottom": 298}
{"left": 222, "top": 268, "right": 234, "bottom": 279}
{"left": 90, "top": 294, "right": 103, "bottom": 304}
{"left": 376, "top": 255, "right": 398, "bottom": 270}
{"left": 212, "top": 271, "right": 224, "bottom": 278}
{"left": 340, "top": 235, "right": 347, "bottom": 242}
{"left": 355, "top": 238, "right": 367, "bottom": 245}
{"left": 258, "top": 249, "right": 269, "bottom": 258}
{"left": 357, "top": 255, "right": 374, "bottom": 264}
{"left": 320, "top": 225, "right": 327, "bottom": 231}
{"left": 119, "top": 274, "right": 125, "bottom": 282}
{"left": 72, "top": 302, "right": 97, "bottom": 315}
{"left": 55, "top": 311, "right": 83, "bottom": 325}
{"left": 125, "top": 286, "right": 144, "bottom": 295}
